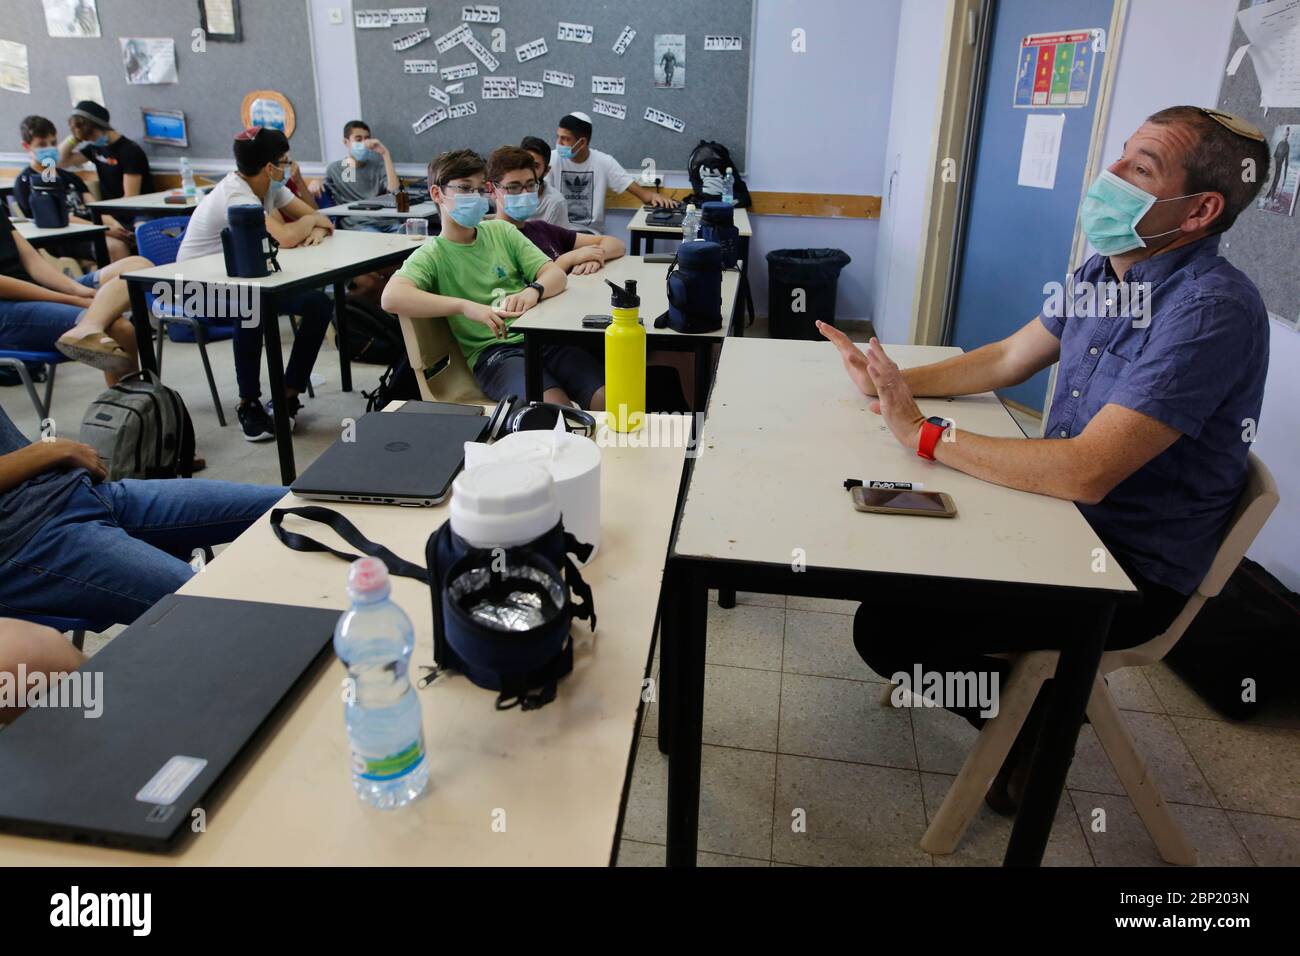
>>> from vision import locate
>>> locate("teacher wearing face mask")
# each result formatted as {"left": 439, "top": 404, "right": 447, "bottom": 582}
{"left": 819, "top": 106, "right": 1273, "bottom": 814}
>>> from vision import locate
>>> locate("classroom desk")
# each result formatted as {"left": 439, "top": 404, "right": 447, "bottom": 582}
{"left": 120, "top": 230, "right": 425, "bottom": 484}
{"left": 0, "top": 408, "right": 685, "bottom": 867}
{"left": 627, "top": 206, "right": 755, "bottom": 333}
{"left": 16, "top": 219, "right": 110, "bottom": 267}
{"left": 317, "top": 200, "right": 441, "bottom": 224}
{"left": 86, "top": 189, "right": 205, "bottom": 223}
{"left": 511, "top": 255, "right": 742, "bottom": 413}
{"left": 660, "top": 337, "right": 1137, "bottom": 867}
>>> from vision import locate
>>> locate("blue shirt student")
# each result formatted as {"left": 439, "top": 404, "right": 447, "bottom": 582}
{"left": 1039, "top": 233, "right": 1269, "bottom": 594}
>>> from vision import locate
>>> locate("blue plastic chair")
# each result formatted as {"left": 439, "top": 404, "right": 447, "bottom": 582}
{"left": 135, "top": 216, "right": 232, "bottom": 425}
{"left": 0, "top": 348, "right": 69, "bottom": 424}
{"left": 9, "top": 612, "right": 91, "bottom": 651}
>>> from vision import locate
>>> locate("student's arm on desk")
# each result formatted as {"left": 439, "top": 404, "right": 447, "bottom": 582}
{"left": 559, "top": 232, "right": 625, "bottom": 274}
{"left": 0, "top": 440, "right": 105, "bottom": 492}
{"left": 380, "top": 275, "right": 516, "bottom": 338}
{"left": 863, "top": 338, "right": 1181, "bottom": 505}
{"left": 267, "top": 199, "right": 333, "bottom": 248}
{"left": 817, "top": 317, "right": 1061, "bottom": 398}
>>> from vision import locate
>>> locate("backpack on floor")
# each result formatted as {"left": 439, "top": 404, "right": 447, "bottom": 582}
{"left": 335, "top": 297, "right": 405, "bottom": 366}
{"left": 80, "top": 370, "right": 195, "bottom": 480}
{"left": 363, "top": 354, "right": 422, "bottom": 412}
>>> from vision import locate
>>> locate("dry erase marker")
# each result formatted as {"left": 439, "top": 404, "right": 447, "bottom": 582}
{"left": 843, "top": 479, "right": 925, "bottom": 491}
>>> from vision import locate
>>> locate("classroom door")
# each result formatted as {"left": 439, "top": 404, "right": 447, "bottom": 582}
{"left": 947, "top": 0, "right": 1115, "bottom": 412}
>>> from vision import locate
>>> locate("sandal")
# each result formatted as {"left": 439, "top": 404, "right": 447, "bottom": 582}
{"left": 56, "top": 332, "right": 134, "bottom": 375}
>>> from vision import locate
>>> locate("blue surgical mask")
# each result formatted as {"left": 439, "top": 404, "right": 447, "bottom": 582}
{"left": 448, "top": 192, "right": 489, "bottom": 228}
{"left": 268, "top": 168, "right": 287, "bottom": 194}
{"left": 34, "top": 146, "right": 59, "bottom": 168}
{"left": 350, "top": 142, "right": 370, "bottom": 162}
{"left": 90, "top": 134, "right": 109, "bottom": 148}
{"left": 502, "top": 192, "right": 539, "bottom": 221}
{"left": 555, "top": 143, "right": 574, "bottom": 161}
{"left": 1080, "top": 170, "right": 1201, "bottom": 256}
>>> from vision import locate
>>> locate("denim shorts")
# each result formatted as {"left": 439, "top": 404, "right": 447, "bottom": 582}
{"left": 0, "top": 299, "right": 87, "bottom": 351}
{"left": 473, "top": 342, "right": 605, "bottom": 409}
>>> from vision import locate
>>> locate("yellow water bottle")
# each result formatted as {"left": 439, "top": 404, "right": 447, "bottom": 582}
{"left": 604, "top": 278, "right": 645, "bottom": 433}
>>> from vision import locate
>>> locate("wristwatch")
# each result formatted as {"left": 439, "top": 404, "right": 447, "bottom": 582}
{"left": 917, "top": 416, "right": 952, "bottom": 461}
{"left": 526, "top": 281, "right": 545, "bottom": 299}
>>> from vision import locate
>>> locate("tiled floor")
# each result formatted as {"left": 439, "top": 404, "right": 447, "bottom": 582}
{"left": 7, "top": 318, "right": 1297, "bottom": 868}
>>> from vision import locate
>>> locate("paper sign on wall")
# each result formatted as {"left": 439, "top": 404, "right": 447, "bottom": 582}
{"left": 557, "top": 22, "right": 594, "bottom": 44}
{"left": 1235, "top": 0, "right": 1300, "bottom": 108}
{"left": 1017, "top": 113, "right": 1065, "bottom": 189}
{"left": 393, "top": 28, "right": 432, "bottom": 52}
{"left": 435, "top": 23, "right": 471, "bottom": 53}
{"left": 704, "top": 36, "right": 743, "bottom": 51}
{"left": 482, "top": 76, "right": 518, "bottom": 99}
{"left": 612, "top": 26, "right": 636, "bottom": 56}
{"left": 519, "top": 80, "right": 544, "bottom": 98}
{"left": 355, "top": 10, "right": 390, "bottom": 28}
{"left": 390, "top": 7, "right": 427, "bottom": 25}
{"left": 441, "top": 62, "right": 478, "bottom": 81}
{"left": 413, "top": 108, "right": 447, "bottom": 134}
{"left": 462, "top": 4, "right": 499, "bottom": 23}
{"left": 463, "top": 30, "right": 499, "bottom": 71}
{"left": 593, "top": 98, "right": 626, "bottom": 120}
{"left": 543, "top": 69, "right": 575, "bottom": 88}
{"left": 428, "top": 84, "right": 450, "bottom": 104}
{"left": 448, "top": 101, "right": 477, "bottom": 118}
{"left": 644, "top": 107, "right": 685, "bottom": 133}
{"left": 592, "top": 75, "right": 625, "bottom": 95}
{"left": 404, "top": 60, "right": 437, "bottom": 74}
{"left": 516, "top": 37, "right": 548, "bottom": 63}
{"left": 1013, "top": 30, "right": 1097, "bottom": 108}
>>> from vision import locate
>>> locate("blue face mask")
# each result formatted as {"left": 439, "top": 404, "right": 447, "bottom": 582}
{"left": 34, "top": 146, "right": 59, "bottom": 168}
{"left": 502, "top": 192, "right": 539, "bottom": 221}
{"left": 268, "top": 167, "right": 288, "bottom": 194}
{"left": 350, "top": 142, "right": 370, "bottom": 163}
{"left": 90, "top": 134, "right": 109, "bottom": 148}
{"left": 447, "top": 192, "right": 489, "bottom": 228}
{"left": 555, "top": 142, "right": 574, "bottom": 161}
{"left": 1080, "top": 170, "right": 1200, "bottom": 256}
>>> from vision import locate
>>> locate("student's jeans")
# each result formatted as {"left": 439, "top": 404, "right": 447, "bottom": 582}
{"left": 232, "top": 289, "right": 332, "bottom": 401}
{"left": 0, "top": 274, "right": 100, "bottom": 351}
{"left": 0, "top": 475, "right": 286, "bottom": 632}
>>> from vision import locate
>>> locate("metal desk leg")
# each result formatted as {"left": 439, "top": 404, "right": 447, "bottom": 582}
{"left": 656, "top": 590, "right": 675, "bottom": 754}
{"left": 126, "top": 278, "right": 157, "bottom": 375}
{"left": 523, "top": 333, "right": 543, "bottom": 402}
{"left": 261, "top": 291, "right": 297, "bottom": 485}
{"left": 631, "top": 231, "right": 643, "bottom": 257}
{"left": 334, "top": 280, "right": 352, "bottom": 392}
{"left": 1004, "top": 597, "right": 1115, "bottom": 866}
{"left": 92, "top": 233, "right": 110, "bottom": 268}
{"left": 665, "top": 568, "right": 707, "bottom": 866}
{"left": 736, "top": 237, "right": 753, "bottom": 337}
{"left": 90, "top": 207, "right": 103, "bottom": 225}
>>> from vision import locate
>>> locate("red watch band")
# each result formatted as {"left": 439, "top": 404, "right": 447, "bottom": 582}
{"left": 917, "top": 419, "right": 948, "bottom": 461}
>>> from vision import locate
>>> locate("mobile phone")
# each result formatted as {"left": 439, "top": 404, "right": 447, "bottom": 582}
{"left": 850, "top": 486, "right": 957, "bottom": 518}
{"left": 582, "top": 314, "right": 613, "bottom": 329}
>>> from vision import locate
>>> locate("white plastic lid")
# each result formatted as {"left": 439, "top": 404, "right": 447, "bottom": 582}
{"left": 449, "top": 462, "right": 560, "bottom": 549}
{"left": 347, "top": 556, "right": 390, "bottom": 597}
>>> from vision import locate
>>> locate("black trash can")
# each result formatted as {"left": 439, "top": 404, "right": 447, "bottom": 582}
{"left": 766, "top": 248, "right": 852, "bottom": 340}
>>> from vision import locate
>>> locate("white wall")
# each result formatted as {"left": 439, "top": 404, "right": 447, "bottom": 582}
{"left": 1099, "top": 0, "right": 1298, "bottom": 591}
{"left": 871, "top": 0, "right": 948, "bottom": 344}
{"left": 308, "top": 0, "right": 362, "bottom": 165}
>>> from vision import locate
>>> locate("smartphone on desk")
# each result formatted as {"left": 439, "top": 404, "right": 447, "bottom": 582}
{"left": 851, "top": 486, "right": 957, "bottom": 518}
{"left": 582, "top": 314, "right": 613, "bottom": 329}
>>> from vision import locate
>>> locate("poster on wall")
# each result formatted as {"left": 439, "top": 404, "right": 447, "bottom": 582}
{"left": 122, "top": 38, "right": 178, "bottom": 85}
{"left": 0, "top": 41, "right": 30, "bottom": 94}
{"left": 1258, "top": 124, "right": 1299, "bottom": 217}
{"left": 43, "top": 0, "right": 102, "bottom": 39}
{"left": 654, "top": 34, "right": 685, "bottom": 89}
{"left": 198, "top": 0, "right": 242, "bottom": 43}
{"left": 1013, "top": 31, "right": 1097, "bottom": 108}
{"left": 67, "top": 74, "right": 104, "bottom": 107}
{"left": 241, "top": 89, "right": 296, "bottom": 137}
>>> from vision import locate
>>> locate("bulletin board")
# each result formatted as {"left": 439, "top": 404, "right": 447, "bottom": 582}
{"left": 1217, "top": 0, "right": 1300, "bottom": 331}
{"left": 0, "top": 0, "right": 324, "bottom": 162}
{"left": 350, "top": 1, "right": 755, "bottom": 174}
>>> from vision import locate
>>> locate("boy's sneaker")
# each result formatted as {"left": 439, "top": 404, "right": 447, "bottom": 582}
{"left": 237, "top": 399, "right": 275, "bottom": 442}
{"left": 266, "top": 394, "right": 302, "bottom": 433}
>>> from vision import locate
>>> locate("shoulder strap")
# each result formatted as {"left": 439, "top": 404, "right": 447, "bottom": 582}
{"left": 269, "top": 506, "right": 428, "bottom": 581}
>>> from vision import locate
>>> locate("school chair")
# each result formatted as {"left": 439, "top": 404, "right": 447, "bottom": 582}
{"left": 0, "top": 350, "right": 68, "bottom": 425}
{"left": 396, "top": 313, "right": 488, "bottom": 404}
{"left": 916, "top": 453, "right": 1280, "bottom": 865}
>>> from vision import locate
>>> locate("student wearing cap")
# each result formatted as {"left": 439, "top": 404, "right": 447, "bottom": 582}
{"left": 58, "top": 101, "right": 153, "bottom": 212}
{"left": 546, "top": 112, "right": 678, "bottom": 234}
{"left": 519, "top": 136, "right": 571, "bottom": 227}
{"left": 177, "top": 127, "right": 336, "bottom": 443}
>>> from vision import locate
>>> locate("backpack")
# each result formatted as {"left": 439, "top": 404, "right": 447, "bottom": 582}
{"left": 685, "top": 140, "right": 751, "bottom": 208}
{"left": 335, "top": 297, "right": 405, "bottom": 366}
{"left": 79, "top": 370, "right": 195, "bottom": 480}
{"left": 363, "top": 354, "right": 422, "bottom": 412}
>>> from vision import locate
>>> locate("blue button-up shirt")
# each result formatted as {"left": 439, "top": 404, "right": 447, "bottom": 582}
{"left": 1039, "top": 234, "right": 1269, "bottom": 594}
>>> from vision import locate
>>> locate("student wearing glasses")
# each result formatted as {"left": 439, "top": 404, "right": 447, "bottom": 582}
{"left": 519, "top": 136, "right": 571, "bottom": 228}
{"left": 382, "top": 149, "right": 606, "bottom": 412}
{"left": 487, "top": 146, "right": 624, "bottom": 274}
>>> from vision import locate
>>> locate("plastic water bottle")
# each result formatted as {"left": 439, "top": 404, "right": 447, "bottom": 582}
{"left": 333, "top": 557, "right": 428, "bottom": 809}
{"left": 722, "top": 168, "right": 735, "bottom": 206}
{"left": 180, "top": 158, "right": 197, "bottom": 201}
{"left": 682, "top": 203, "right": 700, "bottom": 241}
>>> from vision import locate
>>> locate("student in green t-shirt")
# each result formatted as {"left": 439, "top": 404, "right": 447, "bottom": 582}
{"left": 382, "top": 149, "right": 606, "bottom": 410}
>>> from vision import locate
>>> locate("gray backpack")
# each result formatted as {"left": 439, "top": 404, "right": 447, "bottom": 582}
{"left": 80, "top": 370, "right": 195, "bottom": 480}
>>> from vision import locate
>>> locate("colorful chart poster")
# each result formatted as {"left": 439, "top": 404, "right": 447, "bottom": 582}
{"left": 1013, "top": 30, "right": 1097, "bottom": 108}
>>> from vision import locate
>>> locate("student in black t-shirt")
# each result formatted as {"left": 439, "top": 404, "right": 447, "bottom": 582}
{"left": 14, "top": 115, "right": 133, "bottom": 262}
{"left": 56, "top": 101, "right": 152, "bottom": 242}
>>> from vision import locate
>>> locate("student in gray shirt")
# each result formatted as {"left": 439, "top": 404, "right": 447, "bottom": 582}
{"left": 315, "top": 120, "right": 401, "bottom": 233}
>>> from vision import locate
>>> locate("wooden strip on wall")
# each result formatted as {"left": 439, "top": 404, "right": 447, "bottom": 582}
{"left": 605, "top": 189, "right": 881, "bottom": 219}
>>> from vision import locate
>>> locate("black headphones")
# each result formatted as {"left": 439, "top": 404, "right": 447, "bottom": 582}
{"left": 486, "top": 395, "right": 597, "bottom": 442}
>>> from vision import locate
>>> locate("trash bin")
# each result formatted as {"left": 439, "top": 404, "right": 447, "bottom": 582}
{"left": 765, "top": 248, "right": 852, "bottom": 340}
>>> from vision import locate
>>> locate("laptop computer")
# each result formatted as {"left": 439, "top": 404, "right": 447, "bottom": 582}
{"left": 291, "top": 410, "right": 490, "bottom": 506}
{"left": 0, "top": 594, "right": 342, "bottom": 852}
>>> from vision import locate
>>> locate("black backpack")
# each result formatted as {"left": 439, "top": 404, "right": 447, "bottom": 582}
{"left": 685, "top": 140, "right": 751, "bottom": 208}
{"left": 335, "top": 297, "right": 405, "bottom": 366}
{"left": 363, "top": 354, "right": 422, "bottom": 412}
